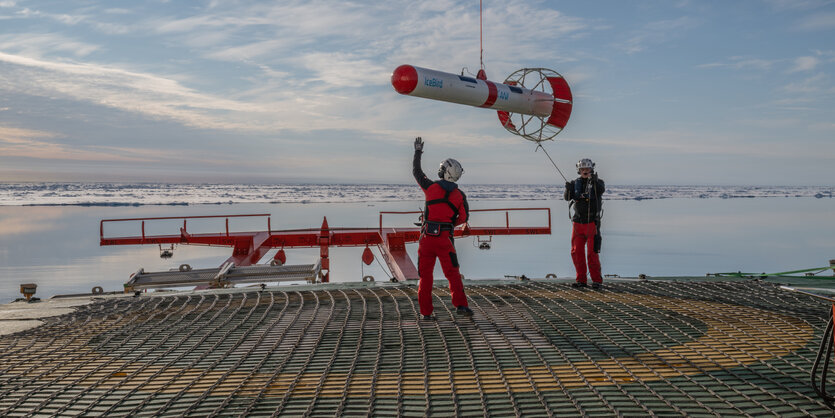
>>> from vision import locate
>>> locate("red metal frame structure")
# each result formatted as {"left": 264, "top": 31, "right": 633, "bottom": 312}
{"left": 100, "top": 208, "right": 551, "bottom": 283}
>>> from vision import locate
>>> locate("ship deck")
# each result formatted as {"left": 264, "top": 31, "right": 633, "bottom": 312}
{"left": 1, "top": 277, "right": 834, "bottom": 416}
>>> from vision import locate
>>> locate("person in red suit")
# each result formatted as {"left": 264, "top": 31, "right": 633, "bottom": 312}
{"left": 413, "top": 137, "right": 472, "bottom": 319}
{"left": 564, "top": 158, "right": 605, "bottom": 289}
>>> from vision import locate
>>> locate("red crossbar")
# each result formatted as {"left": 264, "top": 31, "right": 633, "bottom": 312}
{"left": 100, "top": 208, "right": 551, "bottom": 283}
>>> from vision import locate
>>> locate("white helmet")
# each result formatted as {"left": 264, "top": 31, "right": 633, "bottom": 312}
{"left": 576, "top": 158, "right": 595, "bottom": 173}
{"left": 438, "top": 158, "right": 464, "bottom": 182}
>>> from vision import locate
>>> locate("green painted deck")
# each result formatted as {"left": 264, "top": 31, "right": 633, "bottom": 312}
{"left": 0, "top": 278, "right": 833, "bottom": 416}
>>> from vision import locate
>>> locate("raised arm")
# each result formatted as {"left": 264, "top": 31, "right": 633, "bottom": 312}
{"left": 413, "top": 137, "right": 433, "bottom": 190}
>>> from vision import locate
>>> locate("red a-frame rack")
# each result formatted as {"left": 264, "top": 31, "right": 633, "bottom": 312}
{"left": 100, "top": 207, "right": 551, "bottom": 283}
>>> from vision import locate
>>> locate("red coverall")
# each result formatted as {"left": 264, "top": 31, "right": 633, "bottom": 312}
{"left": 414, "top": 150, "right": 469, "bottom": 316}
{"left": 571, "top": 222, "right": 602, "bottom": 284}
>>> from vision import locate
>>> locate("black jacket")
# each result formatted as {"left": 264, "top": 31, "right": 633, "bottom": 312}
{"left": 564, "top": 176, "right": 605, "bottom": 224}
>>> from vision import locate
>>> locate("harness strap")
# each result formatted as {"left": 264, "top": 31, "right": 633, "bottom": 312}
{"left": 425, "top": 188, "right": 459, "bottom": 225}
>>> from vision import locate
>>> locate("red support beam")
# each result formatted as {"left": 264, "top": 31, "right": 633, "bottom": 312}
{"left": 99, "top": 208, "right": 551, "bottom": 283}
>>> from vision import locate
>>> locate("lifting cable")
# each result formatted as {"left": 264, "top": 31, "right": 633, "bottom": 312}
{"left": 479, "top": 0, "right": 484, "bottom": 70}
{"left": 535, "top": 143, "right": 569, "bottom": 183}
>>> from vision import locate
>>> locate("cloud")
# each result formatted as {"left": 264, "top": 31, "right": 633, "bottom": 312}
{"left": 0, "top": 124, "right": 161, "bottom": 162}
{"left": 788, "top": 55, "right": 820, "bottom": 72}
{"left": 614, "top": 17, "right": 700, "bottom": 54}
{"left": 781, "top": 72, "right": 833, "bottom": 94}
{"left": 560, "top": 129, "right": 826, "bottom": 159}
{"left": 698, "top": 56, "right": 777, "bottom": 71}
{"left": 0, "top": 52, "right": 285, "bottom": 132}
{"left": 0, "top": 33, "right": 99, "bottom": 58}
{"left": 0, "top": 124, "right": 260, "bottom": 166}
{"left": 298, "top": 53, "right": 390, "bottom": 87}
{"left": 796, "top": 11, "right": 835, "bottom": 30}
{"left": 764, "top": 0, "right": 835, "bottom": 10}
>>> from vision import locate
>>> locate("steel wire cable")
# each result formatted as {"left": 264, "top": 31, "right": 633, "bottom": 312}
{"left": 0, "top": 296, "right": 172, "bottom": 415}
{"left": 629, "top": 281, "right": 819, "bottom": 414}
{"left": 359, "top": 287, "right": 385, "bottom": 416}
{"left": 432, "top": 288, "right": 491, "bottom": 416}
{"left": 544, "top": 283, "right": 717, "bottom": 416}
{"left": 438, "top": 286, "right": 545, "bottom": 417}
{"left": 300, "top": 289, "right": 356, "bottom": 416}
{"left": 391, "top": 286, "right": 432, "bottom": 416}
{"left": 270, "top": 290, "right": 334, "bottom": 416}
{"left": 472, "top": 284, "right": 590, "bottom": 416}
{"left": 237, "top": 291, "right": 317, "bottom": 416}
{"left": 144, "top": 293, "right": 251, "bottom": 415}
{"left": 0, "top": 297, "right": 107, "bottom": 361}
{"left": 2, "top": 280, "right": 834, "bottom": 416}
{"left": 508, "top": 282, "right": 631, "bottom": 416}
{"left": 119, "top": 292, "right": 262, "bottom": 416}
{"left": 330, "top": 288, "right": 369, "bottom": 417}
{"left": 483, "top": 284, "right": 612, "bottom": 416}
{"left": 117, "top": 293, "right": 233, "bottom": 415}
{"left": 0, "top": 299, "right": 137, "bottom": 413}
{"left": 419, "top": 288, "right": 467, "bottom": 416}
{"left": 635, "top": 281, "right": 826, "bottom": 412}
{"left": 159, "top": 292, "right": 267, "bottom": 416}
{"left": 542, "top": 284, "right": 697, "bottom": 416}
{"left": 71, "top": 294, "right": 211, "bottom": 416}
{"left": 115, "top": 294, "right": 233, "bottom": 415}
{"left": 177, "top": 292, "right": 282, "bottom": 415}
{"left": 378, "top": 286, "right": 407, "bottom": 416}
{"left": 590, "top": 287, "right": 742, "bottom": 416}
{"left": 204, "top": 291, "right": 294, "bottom": 416}
{"left": 48, "top": 294, "right": 214, "bottom": 416}
{"left": 469, "top": 289, "right": 554, "bottom": 416}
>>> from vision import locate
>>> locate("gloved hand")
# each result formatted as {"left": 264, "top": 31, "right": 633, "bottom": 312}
{"left": 414, "top": 137, "right": 424, "bottom": 152}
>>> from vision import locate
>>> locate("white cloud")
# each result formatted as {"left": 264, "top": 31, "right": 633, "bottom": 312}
{"left": 764, "top": 0, "right": 835, "bottom": 10}
{"left": 0, "top": 33, "right": 99, "bottom": 58}
{"left": 781, "top": 72, "right": 832, "bottom": 94}
{"left": 0, "top": 52, "right": 281, "bottom": 132}
{"left": 615, "top": 17, "right": 700, "bottom": 54}
{"left": 561, "top": 130, "right": 820, "bottom": 159}
{"left": 797, "top": 11, "right": 835, "bottom": 30}
{"left": 788, "top": 55, "right": 820, "bottom": 72}
{"left": 698, "top": 56, "right": 777, "bottom": 71}
{"left": 298, "top": 53, "right": 389, "bottom": 87}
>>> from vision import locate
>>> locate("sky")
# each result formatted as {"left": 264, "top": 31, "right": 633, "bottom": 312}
{"left": 0, "top": 0, "right": 833, "bottom": 185}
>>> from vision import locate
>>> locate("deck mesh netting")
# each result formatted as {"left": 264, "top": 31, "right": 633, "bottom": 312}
{"left": 0, "top": 280, "right": 832, "bottom": 416}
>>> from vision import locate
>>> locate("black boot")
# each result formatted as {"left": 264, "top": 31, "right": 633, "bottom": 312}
{"left": 456, "top": 306, "right": 474, "bottom": 316}
{"left": 571, "top": 281, "right": 587, "bottom": 288}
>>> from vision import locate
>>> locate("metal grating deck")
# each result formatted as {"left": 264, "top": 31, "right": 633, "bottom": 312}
{"left": 0, "top": 280, "right": 832, "bottom": 416}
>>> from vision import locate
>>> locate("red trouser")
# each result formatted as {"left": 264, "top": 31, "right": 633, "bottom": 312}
{"left": 417, "top": 231, "right": 467, "bottom": 316}
{"left": 571, "top": 222, "right": 602, "bottom": 283}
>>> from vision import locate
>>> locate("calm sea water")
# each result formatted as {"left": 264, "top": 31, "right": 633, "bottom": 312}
{"left": 1, "top": 197, "right": 833, "bottom": 304}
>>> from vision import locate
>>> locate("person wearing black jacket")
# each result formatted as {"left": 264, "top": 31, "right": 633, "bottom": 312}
{"left": 564, "top": 158, "right": 605, "bottom": 289}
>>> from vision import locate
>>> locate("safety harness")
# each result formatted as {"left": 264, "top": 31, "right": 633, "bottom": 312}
{"left": 423, "top": 185, "right": 459, "bottom": 236}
